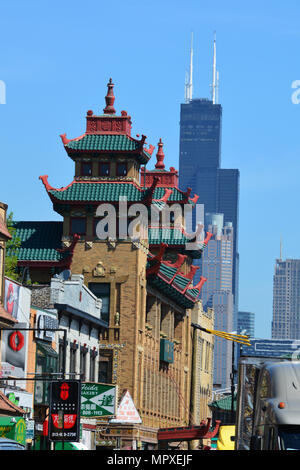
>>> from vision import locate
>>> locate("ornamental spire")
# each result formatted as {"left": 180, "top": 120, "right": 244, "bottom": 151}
{"left": 103, "top": 78, "right": 116, "bottom": 114}
{"left": 155, "top": 138, "right": 165, "bottom": 170}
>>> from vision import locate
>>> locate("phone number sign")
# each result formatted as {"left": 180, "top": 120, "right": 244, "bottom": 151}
{"left": 49, "top": 380, "right": 81, "bottom": 442}
{"left": 81, "top": 383, "right": 117, "bottom": 417}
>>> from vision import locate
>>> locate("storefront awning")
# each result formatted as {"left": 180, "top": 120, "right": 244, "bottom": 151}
{"left": 36, "top": 340, "right": 58, "bottom": 358}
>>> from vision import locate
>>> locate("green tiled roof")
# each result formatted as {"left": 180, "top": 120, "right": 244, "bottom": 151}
{"left": 147, "top": 275, "right": 195, "bottom": 309}
{"left": 65, "top": 134, "right": 150, "bottom": 162}
{"left": 148, "top": 228, "right": 190, "bottom": 245}
{"left": 48, "top": 182, "right": 190, "bottom": 204}
{"left": 209, "top": 394, "right": 236, "bottom": 412}
{"left": 146, "top": 254, "right": 202, "bottom": 309}
{"left": 152, "top": 187, "right": 188, "bottom": 203}
{"left": 10, "top": 221, "right": 203, "bottom": 263}
{"left": 49, "top": 182, "right": 143, "bottom": 202}
{"left": 9, "top": 221, "right": 63, "bottom": 262}
{"left": 65, "top": 134, "right": 138, "bottom": 151}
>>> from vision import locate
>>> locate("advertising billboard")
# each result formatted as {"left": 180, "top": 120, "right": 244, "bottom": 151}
{"left": 0, "top": 279, "right": 31, "bottom": 379}
{"left": 49, "top": 380, "right": 81, "bottom": 442}
{"left": 81, "top": 383, "right": 117, "bottom": 418}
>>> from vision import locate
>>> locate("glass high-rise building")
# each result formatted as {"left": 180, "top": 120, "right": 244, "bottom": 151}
{"left": 179, "top": 35, "right": 240, "bottom": 387}
{"left": 201, "top": 214, "right": 234, "bottom": 389}
{"left": 272, "top": 259, "right": 300, "bottom": 339}
{"left": 237, "top": 311, "right": 255, "bottom": 338}
{"left": 179, "top": 98, "right": 240, "bottom": 321}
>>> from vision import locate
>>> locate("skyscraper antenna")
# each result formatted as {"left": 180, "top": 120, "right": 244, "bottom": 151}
{"left": 212, "top": 31, "right": 217, "bottom": 104}
{"left": 185, "top": 32, "right": 194, "bottom": 103}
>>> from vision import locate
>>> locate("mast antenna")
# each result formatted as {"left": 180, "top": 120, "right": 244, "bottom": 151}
{"left": 212, "top": 31, "right": 217, "bottom": 104}
{"left": 185, "top": 32, "right": 194, "bottom": 102}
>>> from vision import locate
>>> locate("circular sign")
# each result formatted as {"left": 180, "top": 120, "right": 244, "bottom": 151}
{"left": 8, "top": 331, "right": 25, "bottom": 351}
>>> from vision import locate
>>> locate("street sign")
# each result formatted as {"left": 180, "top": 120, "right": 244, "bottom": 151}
{"left": 48, "top": 380, "right": 81, "bottom": 442}
{"left": 81, "top": 383, "right": 117, "bottom": 418}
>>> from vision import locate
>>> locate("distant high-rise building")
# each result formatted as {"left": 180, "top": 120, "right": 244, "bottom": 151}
{"left": 201, "top": 214, "right": 234, "bottom": 389}
{"left": 237, "top": 311, "right": 255, "bottom": 338}
{"left": 272, "top": 258, "right": 300, "bottom": 339}
{"left": 179, "top": 34, "right": 240, "bottom": 325}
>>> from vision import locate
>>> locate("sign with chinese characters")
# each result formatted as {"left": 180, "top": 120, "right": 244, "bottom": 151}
{"left": 109, "top": 389, "right": 142, "bottom": 424}
{"left": 48, "top": 380, "right": 81, "bottom": 442}
{"left": 81, "top": 383, "right": 117, "bottom": 417}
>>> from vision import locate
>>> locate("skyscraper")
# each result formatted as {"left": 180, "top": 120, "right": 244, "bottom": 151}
{"left": 179, "top": 33, "right": 240, "bottom": 324}
{"left": 272, "top": 258, "right": 300, "bottom": 339}
{"left": 201, "top": 213, "right": 234, "bottom": 388}
{"left": 237, "top": 311, "right": 255, "bottom": 338}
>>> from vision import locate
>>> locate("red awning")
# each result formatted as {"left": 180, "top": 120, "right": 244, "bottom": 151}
{"left": 157, "top": 419, "right": 221, "bottom": 442}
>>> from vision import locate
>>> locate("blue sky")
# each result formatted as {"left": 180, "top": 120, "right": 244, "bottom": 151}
{"left": 1, "top": 0, "right": 300, "bottom": 339}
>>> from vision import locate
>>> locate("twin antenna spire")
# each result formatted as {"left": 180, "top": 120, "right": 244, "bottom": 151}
{"left": 185, "top": 31, "right": 219, "bottom": 104}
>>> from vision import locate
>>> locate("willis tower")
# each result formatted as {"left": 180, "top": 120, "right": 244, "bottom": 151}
{"left": 179, "top": 33, "right": 240, "bottom": 325}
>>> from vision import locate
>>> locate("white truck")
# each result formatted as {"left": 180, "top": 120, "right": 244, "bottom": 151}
{"left": 235, "top": 356, "right": 300, "bottom": 450}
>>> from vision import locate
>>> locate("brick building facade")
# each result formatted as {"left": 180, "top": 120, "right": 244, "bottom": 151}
{"left": 10, "top": 80, "right": 214, "bottom": 448}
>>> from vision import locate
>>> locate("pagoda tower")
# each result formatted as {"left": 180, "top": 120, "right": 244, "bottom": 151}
{"left": 12, "top": 80, "right": 212, "bottom": 446}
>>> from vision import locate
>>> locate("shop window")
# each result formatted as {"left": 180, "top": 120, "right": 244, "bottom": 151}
{"left": 70, "top": 217, "right": 86, "bottom": 235}
{"left": 117, "top": 162, "right": 127, "bottom": 176}
{"left": 82, "top": 162, "right": 92, "bottom": 176}
{"left": 34, "top": 341, "right": 58, "bottom": 405}
{"left": 99, "top": 162, "right": 110, "bottom": 176}
{"left": 89, "top": 282, "right": 110, "bottom": 323}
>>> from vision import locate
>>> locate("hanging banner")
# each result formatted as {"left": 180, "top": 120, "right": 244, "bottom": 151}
{"left": 80, "top": 383, "right": 117, "bottom": 417}
{"left": 0, "top": 323, "right": 28, "bottom": 378}
{"left": 48, "top": 380, "right": 81, "bottom": 442}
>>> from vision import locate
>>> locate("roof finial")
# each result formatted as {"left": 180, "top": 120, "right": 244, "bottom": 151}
{"left": 103, "top": 78, "right": 116, "bottom": 114}
{"left": 155, "top": 138, "right": 165, "bottom": 169}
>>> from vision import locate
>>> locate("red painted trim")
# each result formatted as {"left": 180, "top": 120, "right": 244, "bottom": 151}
{"left": 157, "top": 419, "right": 220, "bottom": 441}
{"left": 60, "top": 132, "right": 86, "bottom": 145}
{"left": 204, "top": 232, "right": 213, "bottom": 244}
{"left": 39, "top": 175, "right": 76, "bottom": 193}
{"left": 153, "top": 188, "right": 173, "bottom": 204}
{"left": 146, "top": 243, "right": 168, "bottom": 276}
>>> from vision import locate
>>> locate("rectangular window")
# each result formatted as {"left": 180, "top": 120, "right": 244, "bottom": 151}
{"left": 117, "top": 162, "right": 127, "bottom": 176}
{"left": 69, "top": 345, "right": 77, "bottom": 376}
{"left": 82, "top": 162, "right": 92, "bottom": 176}
{"left": 59, "top": 342, "right": 64, "bottom": 374}
{"left": 70, "top": 217, "right": 86, "bottom": 235}
{"left": 89, "top": 353, "right": 96, "bottom": 382}
{"left": 80, "top": 347, "right": 87, "bottom": 382}
{"left": 99, "top": 162, "right": 110, "bottom": 177}
{"left": 98, "top": 351, "right": 113, "bottom": 383}
{"left": 89, "top": 283, "right": 110, "bottom": 323}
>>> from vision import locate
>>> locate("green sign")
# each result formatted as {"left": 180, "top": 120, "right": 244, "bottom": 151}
{"left": 81, "top": 383, "right": 117, "bottom": 418}
{"left": 0, "top": 417, "right": 26, "bottom": 446}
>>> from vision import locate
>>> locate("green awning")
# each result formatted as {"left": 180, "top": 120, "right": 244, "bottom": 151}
{"left": 36, "top": 340, "right": 58, "bottom": 358}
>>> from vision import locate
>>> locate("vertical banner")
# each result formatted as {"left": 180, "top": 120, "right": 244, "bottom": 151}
{"left": 0, "top": 279, "right": 31, "bottom": 380}
{"left": 48, "top": 380, "right": 81, "bottom": 442}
